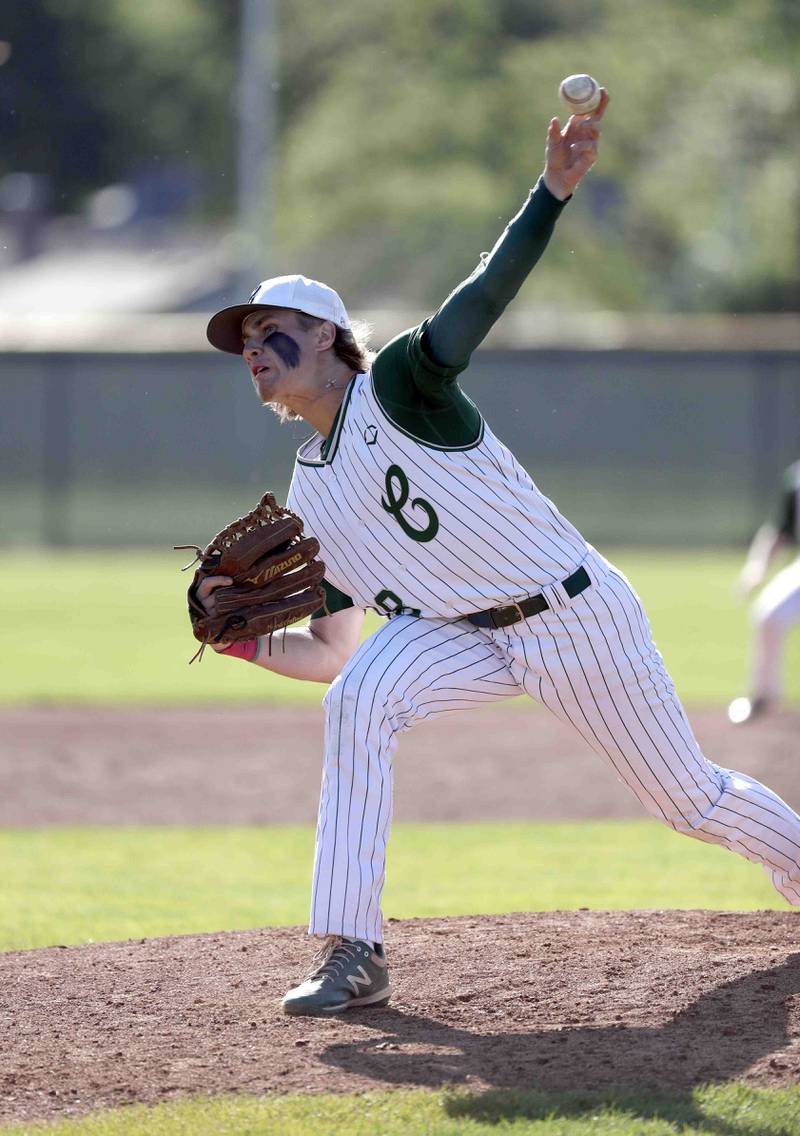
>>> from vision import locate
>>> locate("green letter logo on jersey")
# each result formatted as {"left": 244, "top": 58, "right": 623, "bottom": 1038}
{"left": 381, "top": 464, "right": 439, "bottom": 543}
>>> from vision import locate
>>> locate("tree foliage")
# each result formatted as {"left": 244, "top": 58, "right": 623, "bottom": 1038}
{"left": 2, "top": 0, "right": 798, "bottom": 311}
{"left": 1, "top": 0, "right": 238, "bottom": 213}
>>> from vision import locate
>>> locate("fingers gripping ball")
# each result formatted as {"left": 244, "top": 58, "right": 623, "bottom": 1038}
{"left": 176, "top": 493, "right": 325, "bottom": 661}
{"left": 558, "top": 74, "right": 601, "bottom": 116}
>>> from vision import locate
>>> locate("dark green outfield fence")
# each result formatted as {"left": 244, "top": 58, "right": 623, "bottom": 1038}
{"left": 2, "top": 316, "right": 798, "bottom": 548}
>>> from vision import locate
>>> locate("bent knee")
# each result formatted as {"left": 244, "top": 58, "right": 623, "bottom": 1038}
{"left": 755, "top": 607, "right": 793, "bottom": 637}
{"left": 650, "top": 770, "right": 728, "bottom": 837}
{"left": 323, "top": 666, "right": 407, "bottom": 731}
{"left": 664, "top": 812, "right": 707, "bottom": 836}
{"left": 323, "top": 670, "right": 353, "bottom": 719}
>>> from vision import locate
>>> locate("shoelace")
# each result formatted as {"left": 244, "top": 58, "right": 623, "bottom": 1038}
{"left": 305, "top": 935, "right": 362, "bottom": 980}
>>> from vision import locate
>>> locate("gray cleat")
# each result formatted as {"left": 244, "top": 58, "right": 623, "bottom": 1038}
{"left": 281, "top": 935, "right": 391, "bottom": 1017}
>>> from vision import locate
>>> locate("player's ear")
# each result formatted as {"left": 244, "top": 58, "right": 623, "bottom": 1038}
{"left": 313, "top": 320, "right": 337, "bottom": 352}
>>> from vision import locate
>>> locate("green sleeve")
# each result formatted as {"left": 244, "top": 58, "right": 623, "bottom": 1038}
{"left": 310, "top": 579, "right": 355, "bottom": 620}
{"left": 423, "top": 177, "right": 567, "bottom": 376}
{"left": 371, "top": 326, "right": 482, "bottom": 448}
{"left": 369, "top": 178, "right": 567, "bottom": 448}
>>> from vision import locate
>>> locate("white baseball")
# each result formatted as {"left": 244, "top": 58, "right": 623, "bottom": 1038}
{"left": 558, "top": 74, "right": 601, "bottom": 116}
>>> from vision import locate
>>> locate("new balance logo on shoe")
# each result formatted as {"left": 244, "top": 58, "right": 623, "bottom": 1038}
{"left": 347, "top": 966, "right": 373, "bottom": 995}
{"left": 281, "top": 936, "right": 391, "bottom": 1017}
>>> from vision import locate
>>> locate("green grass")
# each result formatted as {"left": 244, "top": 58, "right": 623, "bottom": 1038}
{"left": 0, "top": 821, "right": 785, "bottom": 953}
{"left": 3, "top": 1085, "right": 800, "bottom": 1135}
{"left": 0, "top": 549, "right": 362, "bottom": 706}
{"left": 1, "top": 548, "right": 798, "bottom": 707}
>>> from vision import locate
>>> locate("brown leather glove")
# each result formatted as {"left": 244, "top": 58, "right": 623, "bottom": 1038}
{"left": 176, "top": 493, "right": 325, "bottom": 661}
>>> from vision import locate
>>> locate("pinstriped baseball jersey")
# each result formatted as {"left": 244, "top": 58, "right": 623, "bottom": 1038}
{"left": 287, "top": 363, "right": 589, "bottom": 619}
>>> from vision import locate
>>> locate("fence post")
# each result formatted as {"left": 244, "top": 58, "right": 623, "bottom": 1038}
{"left": 749, "top": 353, "right": 781, "bottom": 536}
{"left": 41, "top": 354, "right": 73, "bottom": 546}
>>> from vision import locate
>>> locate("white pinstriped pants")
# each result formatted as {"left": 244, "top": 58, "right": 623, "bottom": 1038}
{"left": 310, "top": 549, "right": 800, "bottom": 943}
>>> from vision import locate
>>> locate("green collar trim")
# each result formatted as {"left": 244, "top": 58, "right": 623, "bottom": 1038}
{"left": 296, "top": 377, "right": 356, "bottom": 468}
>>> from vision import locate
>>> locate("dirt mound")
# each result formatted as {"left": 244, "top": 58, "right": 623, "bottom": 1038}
{"left": 2, "top": 911, "right": 799, "bottom": 1125}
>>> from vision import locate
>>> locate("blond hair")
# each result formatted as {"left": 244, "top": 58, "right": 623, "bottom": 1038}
{"left": 295, "top": 313, "right": 375, "bottom": 373}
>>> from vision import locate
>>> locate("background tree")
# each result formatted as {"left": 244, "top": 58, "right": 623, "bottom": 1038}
{"left": 1, "top": 0, "right": 797, "bottom": 311}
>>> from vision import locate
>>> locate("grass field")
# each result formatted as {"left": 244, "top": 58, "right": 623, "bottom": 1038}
{"left": 0, "top": 821, "right": 786, "bottom": 953}
{"left": 2, "top": 547, "right": 799, "bottom": 706}
{"left": 3, "top": 1085, "right": 800, "bottom": 1136}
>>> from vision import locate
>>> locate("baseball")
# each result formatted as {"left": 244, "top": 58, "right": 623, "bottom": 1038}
{"left": 558, "top": 73, "right": 601, "bottom": 116}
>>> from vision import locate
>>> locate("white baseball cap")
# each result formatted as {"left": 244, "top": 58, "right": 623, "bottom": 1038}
{"left": 206, "top": 274, "right": 351, "bottom": 355}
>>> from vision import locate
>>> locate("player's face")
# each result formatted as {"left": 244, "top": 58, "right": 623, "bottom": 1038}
{"left": 241, "top": 308, "right": 317, "bottom": 414}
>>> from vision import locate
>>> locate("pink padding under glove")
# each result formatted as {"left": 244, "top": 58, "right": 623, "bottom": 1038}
{"left": 219, "top": 639, "right": 259, "bottom": 662}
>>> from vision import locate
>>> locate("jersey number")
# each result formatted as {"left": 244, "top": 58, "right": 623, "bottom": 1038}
{"left": 381, "top": 464, "right": 439, "bottom": 543}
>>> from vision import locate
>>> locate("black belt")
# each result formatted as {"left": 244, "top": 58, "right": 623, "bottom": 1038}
{"left": 467, "top": 565, "right": 591, "bottom": 630}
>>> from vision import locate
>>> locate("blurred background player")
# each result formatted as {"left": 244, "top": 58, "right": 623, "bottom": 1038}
{"left": 728, "top": 460, "right": 800, "bottom": 724}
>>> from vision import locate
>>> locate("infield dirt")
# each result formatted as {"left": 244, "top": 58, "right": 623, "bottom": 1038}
{"left": 2, "top": 703, "right": 798, "bottom": 826}
{"left": 1, "top": 704, "right": 798, "bottom": 1125}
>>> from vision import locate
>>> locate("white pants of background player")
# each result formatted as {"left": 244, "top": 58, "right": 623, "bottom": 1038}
{"left": 749, "top": 557, "right": 800, "bottom": 704}
{"left": 310, "top": 548, "right": 800, "bottom": 944}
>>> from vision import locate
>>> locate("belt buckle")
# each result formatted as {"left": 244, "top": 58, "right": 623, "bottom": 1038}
{"left": 491, "top": 602, "right": 526, "bottom": 629}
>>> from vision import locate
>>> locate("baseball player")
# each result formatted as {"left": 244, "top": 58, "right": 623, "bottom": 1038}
{"left": 728, "top": 460, "right": 800, "bottom": 724}
{"left": 200, "top": 91, "right": 800, "bottom": 1017}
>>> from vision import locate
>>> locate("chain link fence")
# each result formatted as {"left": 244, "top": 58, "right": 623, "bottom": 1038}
{"left": 2, "top": 317, "right": 798, "bottom": 548}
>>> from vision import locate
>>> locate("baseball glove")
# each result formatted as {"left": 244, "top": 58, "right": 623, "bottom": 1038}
{"left": 176, "top": 493, "right": 325, "bottom": 662}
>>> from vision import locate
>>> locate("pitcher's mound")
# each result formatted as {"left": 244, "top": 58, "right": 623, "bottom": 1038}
{"left": 2, "top": 910, "right": 798, "bottom": 1125}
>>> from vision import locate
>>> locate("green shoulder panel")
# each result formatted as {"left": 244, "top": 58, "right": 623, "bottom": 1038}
{"left": 310, "top": 579, "right": 356, "bottom": 620}
{"left": 371, "top": 323, "right": 482, "bottom": 450}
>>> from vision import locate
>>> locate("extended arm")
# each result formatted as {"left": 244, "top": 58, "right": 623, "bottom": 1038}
{"left": 738, "top": 524, "right": 792, "bottom": 597}
{"left": 425, "top": 89, "right": 609, "bottom": 371}
{"left": 423, "top": 182, "right": 566, "bottom": 370}
{"left": 738, "top": 468, "right": 798, "bottom": 596}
